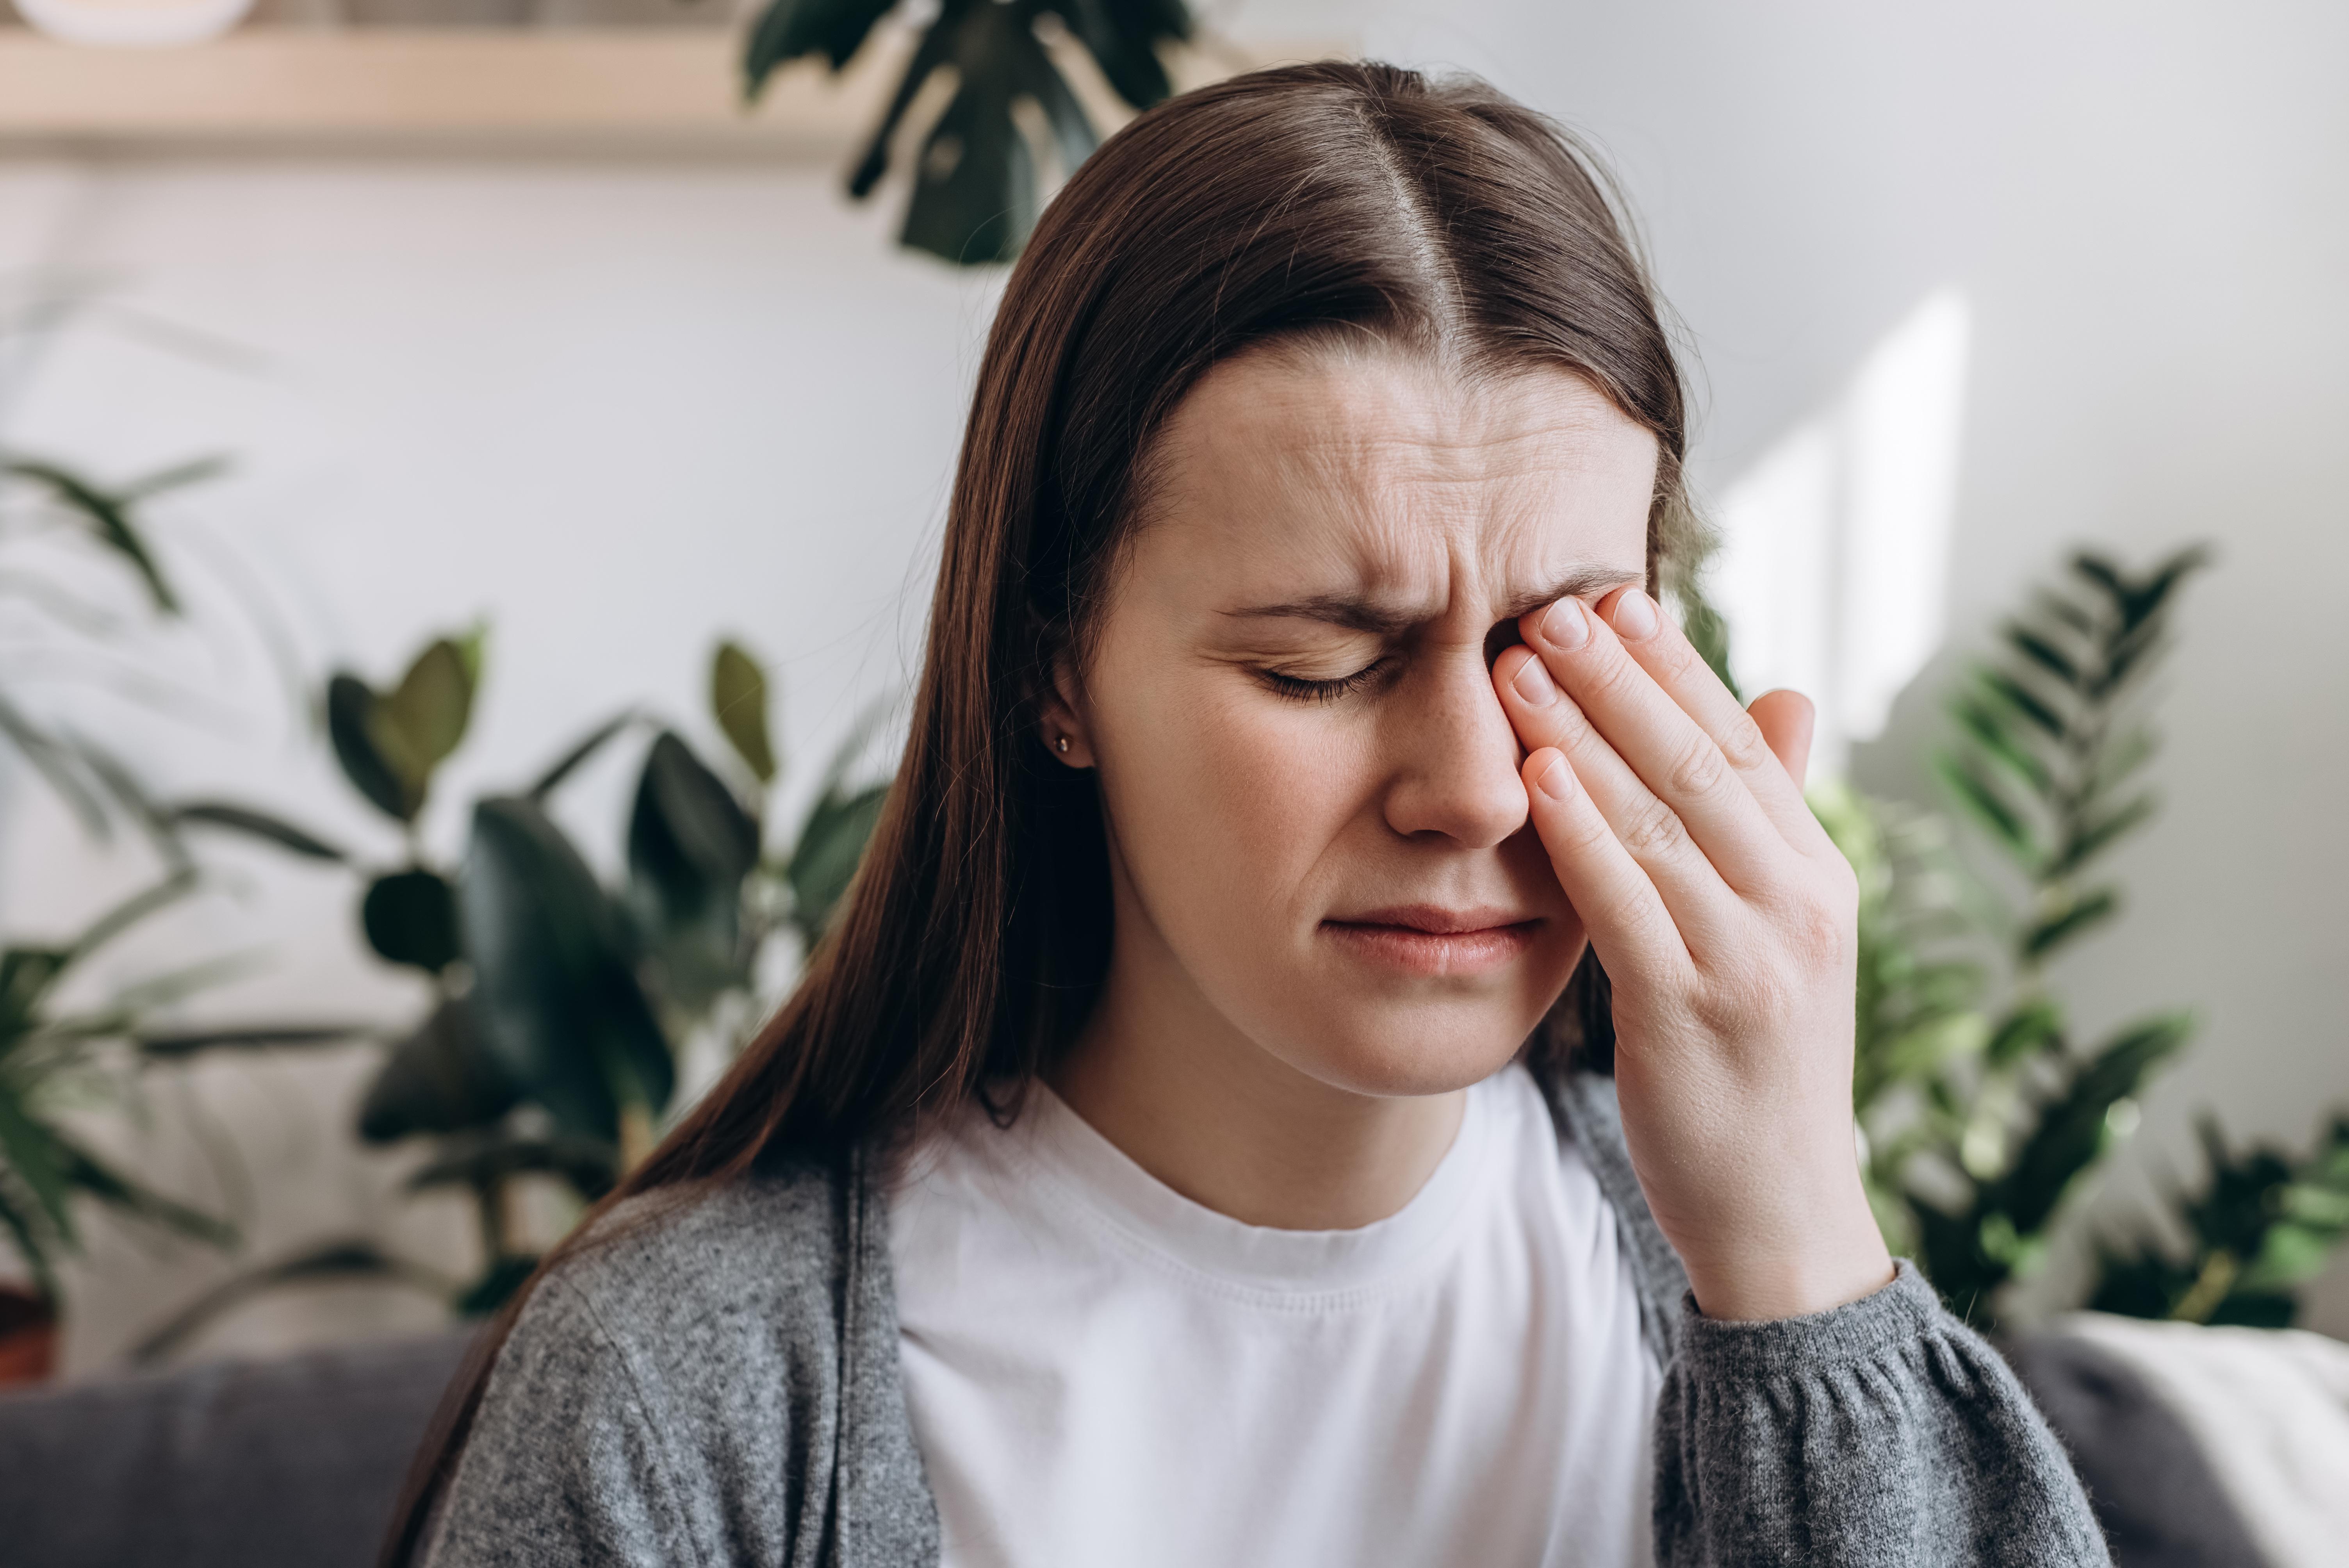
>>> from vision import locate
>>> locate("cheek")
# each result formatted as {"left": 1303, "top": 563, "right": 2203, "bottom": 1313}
{"left": 1092, "top": 666, "right": 1371, "bottom": 922}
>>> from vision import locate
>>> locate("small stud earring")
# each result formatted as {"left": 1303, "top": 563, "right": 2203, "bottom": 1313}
{"left": 1055, "top": 736, "right": 1071, "bottom": 754}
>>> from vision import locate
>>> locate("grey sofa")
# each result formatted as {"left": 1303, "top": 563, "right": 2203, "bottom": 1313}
{"left": 0, "top": 1331, "right": 471, "bottom": 1568}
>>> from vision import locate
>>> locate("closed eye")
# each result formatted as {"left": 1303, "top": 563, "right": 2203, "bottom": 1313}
{"left": 1258, "top": 659, "right": 1392, "bottom": 704}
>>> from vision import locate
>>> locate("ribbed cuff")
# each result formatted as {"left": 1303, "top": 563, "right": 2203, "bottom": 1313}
{"left": 1677, "top": 1258, "right": 1946, "bottom": 1381}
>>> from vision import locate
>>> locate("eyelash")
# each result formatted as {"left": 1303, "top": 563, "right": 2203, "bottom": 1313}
{"left": 1260, "top": 660, "right": 1390, "bottom": 704}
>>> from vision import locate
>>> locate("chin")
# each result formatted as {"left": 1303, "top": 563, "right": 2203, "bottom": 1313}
{"left": 1273, "top": 999, "right": 1544, "bottom": 1099}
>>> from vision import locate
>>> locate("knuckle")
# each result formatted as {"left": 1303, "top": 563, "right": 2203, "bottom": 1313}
{"left": 1716, "top": 711, "right": 1775, "bottom": 773}
{"left": 1666, "top": 732, "right": 1729, "bottom": 800}
{"left": 1619, "top": 796, "right": 1690, "bottom": 860}
{"left": 1647, "top": 630, "right": 1700, "bottom": 682}
{"left": 1558, "top": 802, "right": 1618, "bottom": 859}
{"left": 1578, "top": 643, "right": 1645, "bottom": 705}
{"left": 1775, "top": 877, "right": 1854, "bottom": 964}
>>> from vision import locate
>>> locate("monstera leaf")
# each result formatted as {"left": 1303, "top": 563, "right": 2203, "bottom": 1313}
{"left": 459, "top": 795, "right": 672, "bottom": 1142}
{"left": 744, "top": 0, "right": 1191, "bottom": 264}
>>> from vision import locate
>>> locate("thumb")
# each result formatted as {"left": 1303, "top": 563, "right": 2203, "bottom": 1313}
{"left": 1747, "top": 688, "right": 1816, "bottom": 786}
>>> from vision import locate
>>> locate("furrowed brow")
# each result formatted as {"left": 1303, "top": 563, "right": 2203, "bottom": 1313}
{"left": 1226, "top": 565, "right": 1644, "bottom": 634}
{"left": 1221, "top": 593, "right": 1426, "bottom": 635}
{"left": 1495, "top": 566, "right": 1647, "bottom": 623}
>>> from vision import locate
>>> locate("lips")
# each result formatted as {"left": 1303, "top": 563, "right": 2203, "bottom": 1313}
{"left": 1319, "top": 904, "right": 1542, "bottom": 977}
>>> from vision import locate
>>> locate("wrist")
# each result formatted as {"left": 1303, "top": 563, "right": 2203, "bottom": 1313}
{"left": 1678, "top": 1191, "right": 1893, "bottom": 1322}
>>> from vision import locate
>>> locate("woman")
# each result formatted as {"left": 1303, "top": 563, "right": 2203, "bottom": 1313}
{"left": 396, "top": 62, "right": 2107, "bottom": 1568}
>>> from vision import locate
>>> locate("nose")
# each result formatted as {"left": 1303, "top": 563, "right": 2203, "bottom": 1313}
{"left": 1379, "top": 647, "right": 1529, "bottom": 849}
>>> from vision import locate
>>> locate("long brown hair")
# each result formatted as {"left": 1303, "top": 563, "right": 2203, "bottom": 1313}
{"left": 383, "top": 59, "right": 1694, "bottom": 1564}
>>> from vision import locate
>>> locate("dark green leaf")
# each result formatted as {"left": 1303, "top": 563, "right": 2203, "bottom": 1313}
{"left": 404, "top": 1127, "right": 617, "bottom": 1202}
{"left": 529, "top": 711, "right": 638, "bottom": 801}
{"left": 1976, "top": 667, "right": 2067, "bottom": 742}
{"left": 0, "top": 1089, "right": 75, "bottom": 1238}
{"left": 0, "top": 948, "right": 69, "bottom": 1045}
{"left": 362, "top": 868, "right": 463, "bottom": 975}
{"left": 743, "top": 0, "right": 899, "bottom": 96}
{"left": 1950, "top": 693, "right": 2053, "bottom": 796}
{"left": 788, "top": 782, "right": 888, "bottom": 940}
{"left": 372, "top": 638, "right": 476, "bottom": 801}
{"left": 356, "top": 996, "right": 522, "bottom": 1143}
{"left": 2005, "top": 625, "right": 2082, "bottom": 690}
{"left": 900, "top": 10, "right": 1041, "bottom": 265}
{"left": 2021, "top": 887, "right": 2119, "bottom": 962}
{"left": 0, "top": 1188, "right": 60, "bottom": 1305}
{"left": 1063, "top": 0, "right": 1191, "bottom": 108}
{"left": 1934, "top": 752, "right": 2039, "bottom": 866}
{"left": 462, "top": 796, "right": 673, "bottom": 1140}
{"left": 2098, "top": 621, "right": 2171, "bottom": 696}
{"left": 326, "top": 674, "right": 413, "bottom": 821}
{"left": 1991, "top": 1010, "right": 2192, "bottom": 1235}
{"left": 137, "top": 1024, "right": 369, "bottom": 1058}
{"left": 3, "top": 458, "right": 182, "bottom": 614}
{"left": 1011, "top": 38, "right": 1100, "bottom": 177}
{"left": 845, "top": 10, "right": 961, "bottom": 198}
{"left": 628, "top": 733, "right": 760, "bottom": 1009}
{"left": 2049, "top": 794, "right": 2157, "bottom": 879}
{"left": 710, "top": 641, "right": 777, "bottom": 785}
{"left": 1985, "top": 996, "right": 2065, "bottom": 1067}
{"left": 456, "top": 1254, "right": 540, "bottom": 1317}
{"left": 168, "top": 801, "right": 348, "bottom": 862}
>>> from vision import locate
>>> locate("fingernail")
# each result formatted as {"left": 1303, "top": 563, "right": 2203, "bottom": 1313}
{"left": 1511, "top": 655, "right": 1559, "bottom": 706}
{"left": 1541, "top": 598, "right": 1590, "bottom": 650}
{"left": 1609, "top": 589, "right": 1660, "bottom": 641}
{"left": 1535, "top": 752, "right": 1574, "bottom": 800}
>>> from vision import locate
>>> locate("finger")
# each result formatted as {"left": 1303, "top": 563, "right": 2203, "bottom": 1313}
{"left": 1524, "top": 588, "right": 1836, "bottom": 864}
{"left": 1593, "top": 586, "right": 1836, "bottom": 858}
{"left": 1519, "top": 746, "right": 1691, "bottom": 987}
{"left": 1747, "top": 688, "right": 1814, "bottom": 785}
{"left": 1508, "top": 598, "right": 1799, "bottom": 892}
{"left": 1497, "top": 646, "right": 1746, "bottom": 952}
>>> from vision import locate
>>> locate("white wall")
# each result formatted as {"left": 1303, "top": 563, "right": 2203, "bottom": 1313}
{"left": 4, "top": 0, "right": 2346, "bottom": 1364}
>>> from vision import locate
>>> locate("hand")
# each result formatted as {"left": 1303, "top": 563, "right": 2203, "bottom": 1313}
{"left": 1493, "top": 586, "right": 1893, "bottom": 1321}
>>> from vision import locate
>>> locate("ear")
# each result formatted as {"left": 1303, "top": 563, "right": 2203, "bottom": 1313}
{"left": 1035, "top": 650, "right": 1098, "bottom": 769}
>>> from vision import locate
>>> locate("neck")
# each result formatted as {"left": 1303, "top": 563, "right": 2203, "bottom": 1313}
{"left": 1047, "top": 889, "right": 1466, "bottom": 1232}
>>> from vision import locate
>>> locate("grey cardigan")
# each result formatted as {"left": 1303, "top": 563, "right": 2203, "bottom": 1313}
{"left": 423, "top": 1073, "right": 2110, "bottom": 1567}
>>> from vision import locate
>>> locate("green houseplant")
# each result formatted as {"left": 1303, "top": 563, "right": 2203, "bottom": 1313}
{"left": 2090, "top": 1113, "right": 2349, "bottom": 1327}
{"left": 0, "top": 875, "right": 241, "bottom": 1377}
{"left": 178, "top": 634, "right": 890, "bottom": 1315}
{"left": 1836, "top": 548, "right": 2209, "bottom": 1325}
{"left": 743, "top": 0, "right": 1194, "bottom": 264}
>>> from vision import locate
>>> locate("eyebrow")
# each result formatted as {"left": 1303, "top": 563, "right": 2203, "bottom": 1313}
{"left": 1223, "top": 565, "right": 1646, "bottom": 635}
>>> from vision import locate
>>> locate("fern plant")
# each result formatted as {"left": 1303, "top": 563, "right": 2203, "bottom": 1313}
{"left": 0, "top": 877, "right": 239, "bottom": 1310}
{"left": 1866, "top": 547, "right": 2207, "bottom": 1324}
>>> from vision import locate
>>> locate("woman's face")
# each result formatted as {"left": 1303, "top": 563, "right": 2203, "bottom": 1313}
{"left": 1059, "top": 344, "right": 1657, "bottom": 1100}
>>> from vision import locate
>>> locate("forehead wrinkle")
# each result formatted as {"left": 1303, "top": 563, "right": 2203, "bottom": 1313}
{"left": 1139, "top": 346, "right": 1656, "bottom": 641}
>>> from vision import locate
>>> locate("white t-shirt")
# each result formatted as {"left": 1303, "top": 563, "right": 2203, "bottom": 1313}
{"left": 887, "top": 1064, "right": 1661, "bottom": 1568}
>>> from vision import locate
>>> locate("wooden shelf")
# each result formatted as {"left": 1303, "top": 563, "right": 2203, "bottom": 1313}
{"left": 0, "top": 27, "right": 1344, "bottom": 155}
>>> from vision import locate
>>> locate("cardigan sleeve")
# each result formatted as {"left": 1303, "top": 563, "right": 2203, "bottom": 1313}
{"left": 422, "top": 1274, "right": 711, "bottom": 1568}
{"left": 1650, "top": 1260, "right": 2111, "bottom": 1568}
